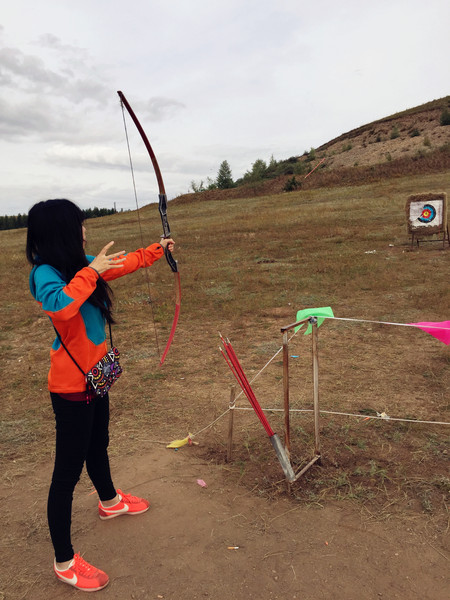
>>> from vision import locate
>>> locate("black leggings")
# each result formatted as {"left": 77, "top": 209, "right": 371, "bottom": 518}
{"left": 48, "top": 393, "right": 116, "bottom": 562}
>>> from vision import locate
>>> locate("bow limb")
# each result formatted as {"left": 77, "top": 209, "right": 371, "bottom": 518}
{"left": 117, "top": 90, "right": 180, "bottom": 365}
{"left": 159, "top": 271, "right": 181, "bottom": 365}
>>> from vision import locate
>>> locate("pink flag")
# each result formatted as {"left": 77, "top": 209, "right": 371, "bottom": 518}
{"left": 409, "top": 321, "right": 450, "bottom": 345}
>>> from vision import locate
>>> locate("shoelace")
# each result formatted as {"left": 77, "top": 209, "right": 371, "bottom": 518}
{"left": 73, "top": 554, "right": 98, "bottom": 576}
{"left": 117, "top": 490, "right": 139, "bottom": 504}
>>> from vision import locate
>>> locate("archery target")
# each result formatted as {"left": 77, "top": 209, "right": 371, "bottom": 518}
{"left": 406, "top": 193, "right": 447, "bottom": 234}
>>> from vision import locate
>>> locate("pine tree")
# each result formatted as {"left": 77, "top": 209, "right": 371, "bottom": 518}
{"left": 216, "top": 160, "right": 234, "bottom": 189}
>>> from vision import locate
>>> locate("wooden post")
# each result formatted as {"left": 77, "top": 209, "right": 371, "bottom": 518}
{"left": 282, "top": 330, "right": 291, "bottom": 456}
{"left": 226, "top": 386, "right": 236, "bottom": 462}
{"left": 311, "top": 319, "right": 321, "bottom": 458}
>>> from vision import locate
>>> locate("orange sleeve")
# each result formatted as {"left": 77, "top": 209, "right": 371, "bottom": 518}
{"left": 101, "top": 243, "right": 165, "bottom": 281}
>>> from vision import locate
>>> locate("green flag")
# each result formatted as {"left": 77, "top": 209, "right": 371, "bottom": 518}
{"left": 294, "top": 306, "right": 334, "bottom": 334}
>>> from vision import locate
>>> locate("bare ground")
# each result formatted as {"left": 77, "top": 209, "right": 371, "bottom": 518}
{"left": 1, "top": 291, "right": 449, "bottom": 600}
{"left": 1, "top": 442, "right": 449, "bottom": 600}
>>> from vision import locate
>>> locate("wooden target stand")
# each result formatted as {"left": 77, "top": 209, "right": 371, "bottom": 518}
{"left": 406, "top": 192, "right": 449, "bottom": 249}
{"left": 226, "top": 316, "right": 322, "bottom": 483}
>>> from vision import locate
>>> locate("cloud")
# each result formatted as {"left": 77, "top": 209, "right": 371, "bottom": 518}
{"left": 45, "top": 143, "right": 129, "bottom": 171}
{"left": 0, "top": 96, "right": 72, "bottom": 139}
{"left": 0, "top": 33, "right": 186, "bottom": 146}
{"left": 36, "top": 33, "right": 90, "bottom": 60}
{"left": 0, "top": 46, "right": 66, "bottom": 89}
{"left": 142, "top": 97, "right": 186, "bottom": 121}
{"left": 0, "top": 34, "right": 110, "bottom": 143}
{"left": 118, "top": 93, "right": 185, "bottom": 122}
{"left": 0, "top": 45, "right": 109, "bottom": 101}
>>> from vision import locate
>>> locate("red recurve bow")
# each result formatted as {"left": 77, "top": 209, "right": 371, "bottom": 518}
{"left": 118, "top": 90, "right": 181, "bottom": 366}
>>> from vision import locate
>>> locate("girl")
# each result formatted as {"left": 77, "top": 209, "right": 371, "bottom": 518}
{"left": 27, "top": 198, "right": 175, "bottom": 592}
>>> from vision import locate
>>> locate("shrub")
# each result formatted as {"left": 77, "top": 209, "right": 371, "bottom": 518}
{"left": 409, "top": 128, "right": 420, "bottom": 137}
{"left": 440, "top": 109, "right": 450, "bottom": 126}
{"left": 306, "top": 148, "right": 316, "bottom": 162}
{"left": 283, "top": 176, "right": 301, "bottom": 192}
{"left": 206, "top": 177, "right": 217, "bottom": 190}
{"left": 265, "top": 155, "right": 280, "bottom": 179}
{"left": 293, "top": 162, "right": 307, "bottom": 176}
{"left": 390, "top": 126, "right": 400, "bottom": 139}
{"left": 190, "top": 180, "right": 205, "bottom": 193}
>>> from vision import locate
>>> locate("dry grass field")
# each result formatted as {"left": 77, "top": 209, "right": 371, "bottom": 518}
{"left": 0, "top": 169, "right": 449, "bottom": 599}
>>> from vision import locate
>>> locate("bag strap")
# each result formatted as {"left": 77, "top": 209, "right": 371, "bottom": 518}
{"left": 53, "top": 322, "right": 114, "bottom": 377}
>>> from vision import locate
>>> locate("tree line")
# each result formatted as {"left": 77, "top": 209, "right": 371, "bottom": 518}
{"left": 189, "top": 152, "right": 317, "bottom": 193}
{"left": 0, "top": 207, "right": 117, "bottom": 231}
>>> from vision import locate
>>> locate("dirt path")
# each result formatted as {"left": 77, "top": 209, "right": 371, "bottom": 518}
{"left": 1, "top": 446, "right": 448, "bottom": 600}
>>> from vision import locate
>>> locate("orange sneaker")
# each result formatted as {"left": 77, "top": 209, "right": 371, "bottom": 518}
{"left": 54, "top": 553, "right": 109, "bottom": 591}
{"left": 98, "top": 488, "right": 150, "bottom": 520}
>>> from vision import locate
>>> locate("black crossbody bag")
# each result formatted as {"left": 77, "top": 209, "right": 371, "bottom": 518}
{"left": 53, "top": 322, "right": 122, "bottom": 399}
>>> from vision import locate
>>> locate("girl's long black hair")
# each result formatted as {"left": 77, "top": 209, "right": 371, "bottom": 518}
{"left": 26, "top": 199, "right": 114, "bottom": 324}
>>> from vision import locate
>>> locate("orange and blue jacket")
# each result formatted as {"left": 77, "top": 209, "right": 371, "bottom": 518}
{"left": 29, "top": 244, "right": 164, "bottom": 393}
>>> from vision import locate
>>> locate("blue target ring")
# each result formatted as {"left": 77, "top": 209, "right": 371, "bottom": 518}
{"left": 418, "top": 204, "right": 436, "bottom": 223}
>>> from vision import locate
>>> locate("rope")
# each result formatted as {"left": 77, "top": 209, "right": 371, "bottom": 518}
{"left": 192, "top": 408, "right": 231, "bottom": 438}
{"left": 233, "top": 407, "right": 450, "bottom": 426}
{"left": 233, "top": 327, "right": 300, "bottom": 402}
{"left": 326, "top": 316, "right": 450, "bottom": 331}
{"left": 190, "top": 404, "right": 450, "bottom": 441}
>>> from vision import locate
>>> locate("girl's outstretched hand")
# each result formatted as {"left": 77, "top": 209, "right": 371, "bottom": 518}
{"left": 89, "top": 242, "right": 126, "bottom": 274}
{"left": 159, "top": 238, "right": 175, "bottom": 253}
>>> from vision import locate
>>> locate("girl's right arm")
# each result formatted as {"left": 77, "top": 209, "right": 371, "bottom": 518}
{"left": 88, "top": 241, "right": 126, "bottom": 274}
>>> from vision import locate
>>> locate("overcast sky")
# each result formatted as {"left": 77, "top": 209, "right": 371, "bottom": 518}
{"left": 1, "top": 0, "right": 448, "bottom": 215}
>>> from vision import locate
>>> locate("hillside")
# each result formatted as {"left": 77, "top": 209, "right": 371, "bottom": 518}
{"left": 173, "top": 95, "right": 450, "bottom": 204}
{"left": 313, "top": 96, "right": 450, "bottom": 169}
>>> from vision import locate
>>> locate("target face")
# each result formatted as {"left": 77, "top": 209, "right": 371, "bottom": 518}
{"left": 417, "top": 204, "right": 436, "bottom": 223}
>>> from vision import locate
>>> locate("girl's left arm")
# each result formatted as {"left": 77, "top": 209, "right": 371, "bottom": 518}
{"left": 99, "top": 243, "right": 165, "bottom": 281}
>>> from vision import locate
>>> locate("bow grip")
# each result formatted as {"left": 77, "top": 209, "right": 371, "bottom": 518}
{"left": 158, "top": 193, "right": 177, "bottom": 273}
{"left": 164, "top": 246, "right": 178, "bottom": 273}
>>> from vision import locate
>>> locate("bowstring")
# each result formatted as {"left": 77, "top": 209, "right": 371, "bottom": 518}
{"left": 120, "top": 101, "right": 161, "bottom": 358}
